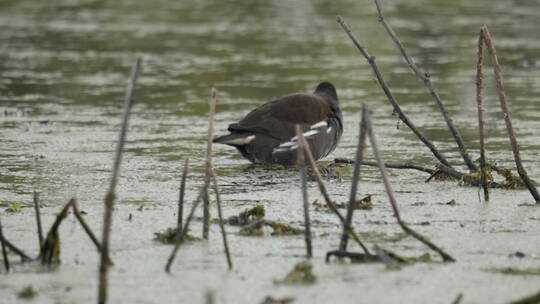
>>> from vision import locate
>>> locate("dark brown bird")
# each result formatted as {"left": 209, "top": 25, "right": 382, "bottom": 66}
{"left": 213, "top": 82, "right": 343, "bottom": 165}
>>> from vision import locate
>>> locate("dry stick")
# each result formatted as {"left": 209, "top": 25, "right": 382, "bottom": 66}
{"left": 296, "top": 125, "right": 312, "bottom": 258}
{"left": 33, "top": 191, "right": 44, "bottom": 249}
{"left": 3, "top": 239, "right": 31, "bottom": 262}
{"left": 339, "top": 105, "right": 368, "bottom": 252}
{"left": 0, "top": 216, "right": 10, "bottom": 272}
{"left": 337, "top": 16, "right": 453, "bottom": 170}
{"left": 335, "top": 158, "right": 436, "bottom": 175}
{"left": 165, "top": 177, "right": 210, "bottom": 273}
{"left": 365, "top": 108, "right": 455, "bottom": 262}
{"left": 72, "top": 200, "right": 109, "bottom": 262}
{"left": 211, "top": 171, "right": 233, "bottom": 269}
{"left": 203, "top": 89, "right": 218, "bottom": 239}
{"left": 373, "top": 0, "right": 476, "bottom": 172}
{"left": 175, "top": 158, "right": 189, "bottom": 240}
{"left": 481, "top": 26, "right": 540, "bottom": 203}
{"left": 476, "top": 29, "right": 490, "bottom": 201}
{"left": 98, "top": 57, "right": 141, "bottom": 304}
{"left": 297, "top": 133, "right": 370, "bottom": 255}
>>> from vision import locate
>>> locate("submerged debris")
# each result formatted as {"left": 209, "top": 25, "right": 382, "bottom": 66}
{"left": 154, "top": 227, "right": 201, "bottom": 244}
{"left": 312, "top": 162, "right": 349, "bottom": 181}
{"left": 274, "top": 261, "right": 316, "bottom": 285}
{"left": 239, "top": 219, "right": 302, "bottom": 236}
{"left": 17, "top": 285, "right": 37, "bottom": 299}
{"left": 227, "top": 205, "right": 265, "bottom": 226}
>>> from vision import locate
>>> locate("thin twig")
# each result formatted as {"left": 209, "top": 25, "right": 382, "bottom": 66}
{"left": 364, "top": 105, "right": 455, "bottom": 262}
{"left": 33, "top": 191, "right": 44, "bottom": 249}
{"left": 298, "top": 133, "right": 370, "bottom": 255}
{"left": 334, "top": 158, "right": 436, "bottom": 175}
{"left": 296, "top": 125, "right": 312, "bottom": 258}
{"left": 72, "top": 200, "right": 109, "bottom": 263}
{"left": 203, "top": 88, "right": 218, "bottom": 239}
{"left": 211, "top": 171, "right": 233, "bottom": 269}
{"left": 374, "top": 0, "right": 476, "bottom": 172}
{"left": 0, "top": 216, "right": 10, "bottom": 272}
{"left": 339, "top": 105, "right": 368, "bottom": 252}
{"left": 481, "top": 26, "right": 540, "bottom": 203}
{"left": 3, "top": 239, "right": 32, "bottom": 262}
{"left": 99, "top": 57, "right": 141, "bottom": 304}
{"left": 166, "top": 177, "right": 210, "bottom": 273}
{"left": 337, "top": 16, "right": 453, "bottom": 169}
{"left": 476, "top": 28, "right": 489, "bottom": 201}
{"left": 175, "top": 158, "right": 189, "bottom": 240}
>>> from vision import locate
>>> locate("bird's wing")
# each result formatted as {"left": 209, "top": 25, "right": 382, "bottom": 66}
{"left": 228, "top": 94, "right": 330, "bottom": 141}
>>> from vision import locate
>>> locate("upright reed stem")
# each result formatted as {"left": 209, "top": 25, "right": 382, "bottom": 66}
{"left": 339, "top": 105, "right": 368, "bottom": 252}
{"left": 203, "top": 89, "right": 218, "bottom": 239}
{"left": 296, "top": 125, "right": 312, "bottom": 258}
{"left": 176, "top": 158, "right": 189, "bottom": 239}
{"left": 98, "top": 57, "right": 141, "bottom": 304}
{"left": 481, "top": 26, "right": 540, "bottom": 203}
{"left": 476, "top": 29, "right": 489, "bottom": 201}
{"left": 33, "top": 191, "right": 44, "bottom": 249}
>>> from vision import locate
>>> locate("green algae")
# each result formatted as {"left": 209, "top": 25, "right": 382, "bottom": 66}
{"left": 17, "top": 285, "right": 37, "bottom": 300}
{"left": 227, "top": 205, "right": 265, "bottom": 226}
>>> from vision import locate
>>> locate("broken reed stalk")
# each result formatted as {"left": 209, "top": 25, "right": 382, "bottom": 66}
{"left": 40, "top": 199, "right": 75, "bottom": 265}
{"left": 476, "top": 28, "right": 490, "bottom": 201}
{"left": 452, "top": 293, "right": 464, "bottom": 304}
{"left": 363, "top": 106, "right": 455, "bottom": 262}
{"left": 296, "top": 125, "right": 312, "bottom": 258}
{"left": 72, "top": 200, "right": 109, "bottom": 262}
{"left": 334, "top": 158, "right": 436, "bottom": 175}
{"left": 337, "top": 16, "right": 453, "bottom": 170}
{"left": 480, "top": 26, "right": 540, "bottom": 203}
{"left": 176, "top": 158, "right": 189, "bottom": 240}
{"left": 339, "top": 105, "right": 368, "bottom": 252}
{"left": 0, "top": 216, "right": 10, "bottom": 272}
{"left": 211, "top": 171, "right": 233, "bottom": 269}
{"left": 297, "top": 133, "right": 370, "bottom": 255}
{"left": 99, "top": 57, "right": 141, "bottom": 304}
{"left": 165, "top": 176, "right": 210, "bottom": 273}
{"left": 33, "top": 191, "right": 44, "bottom": 249}
{"left": 373, "top": 0, "right": 476, "bottom": 172}
{"left": 203, "top": 88, "right": 218, "bottom": 239}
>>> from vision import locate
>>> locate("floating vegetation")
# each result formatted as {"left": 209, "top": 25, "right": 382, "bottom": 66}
{"left": 153, "top": 227, "right": 201, "bottom": 245}
{"left": 487, "top": 267, "right": 540, "bottom": 276}
{"left": 274, "top": 261, "right": 316, "bottom": 285}
{"left": 5, "top": 202, "right": 23, "bottom": 213}
{"left": 312, "top": 195, "right": 373, "bottom": 212}
{"left": 239, "top": 219, "right": 303, "bottom": 236}
{"left": 17, "top": 285, "right": 37, "bottom": 300}
{"left": 227, "top": 205, "right": 265, "bottom": 226}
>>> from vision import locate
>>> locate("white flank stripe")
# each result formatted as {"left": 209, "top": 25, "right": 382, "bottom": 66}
{"left": 303, "top": 130, "right": 319, "bottom": 137}
{"left": 310, "top": 121, "right": 327, "bottom": 129}
{"left": 326, "top": 126, "right": 332, "bottom": 134}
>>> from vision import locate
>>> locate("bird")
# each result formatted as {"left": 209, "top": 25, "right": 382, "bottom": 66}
{"left": 213, "top": 82, "right": 343, "bottom": 165}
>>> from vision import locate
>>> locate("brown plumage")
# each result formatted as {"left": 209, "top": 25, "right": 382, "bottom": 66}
{"left": 213, "top": 82, "right": 343, "bottom": 165}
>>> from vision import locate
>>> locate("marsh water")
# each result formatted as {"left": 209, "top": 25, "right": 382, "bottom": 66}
{"left": 1, "top": 0, "right": 540, "bottom": 303}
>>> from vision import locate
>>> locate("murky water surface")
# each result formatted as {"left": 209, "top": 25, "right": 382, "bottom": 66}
{"left": 1, "top": 0, "right": 540, "bottom": 303}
